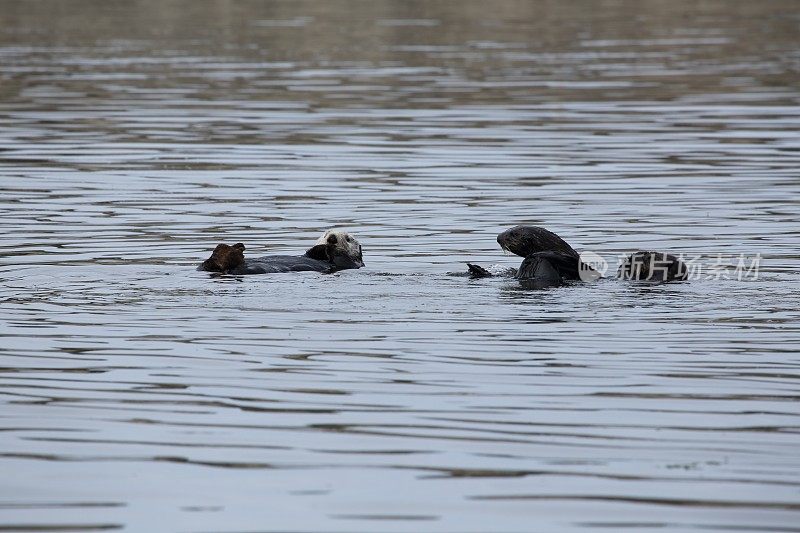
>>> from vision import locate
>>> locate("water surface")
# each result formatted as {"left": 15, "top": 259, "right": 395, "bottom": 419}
{"left": 1, "top": 1, "right": 800, "bottom": 531}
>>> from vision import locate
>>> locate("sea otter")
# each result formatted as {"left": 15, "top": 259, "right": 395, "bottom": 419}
{"left": 198, "top": 229, "right": 364, "bottom": 275}
{"left": 467, "top": 225, "right": 591, "bottom": 287}
{"left": 467, "top": 225, "right": 687, "bottom": 285}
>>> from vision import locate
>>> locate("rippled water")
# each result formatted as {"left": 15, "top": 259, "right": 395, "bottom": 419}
{"left": 2, "top": 1, "right": 800, "bottom": 531}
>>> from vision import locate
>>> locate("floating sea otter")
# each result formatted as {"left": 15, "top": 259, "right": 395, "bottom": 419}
{"left": 467, "top": 225, "right": 687, "bottom": 286}
{"left": 198, "top": 229, "right": 364, "bottom": 275}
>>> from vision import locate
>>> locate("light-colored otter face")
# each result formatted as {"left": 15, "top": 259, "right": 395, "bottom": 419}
{"left": 315, "top": 229, "right": 364, "bottom": 269}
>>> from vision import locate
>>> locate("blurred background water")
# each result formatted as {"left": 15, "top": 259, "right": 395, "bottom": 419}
{"left": 1, "top": 1, "right": 799, "bottom": 531}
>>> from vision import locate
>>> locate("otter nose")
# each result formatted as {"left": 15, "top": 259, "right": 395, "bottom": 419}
{"left": 497, "top": 228, "right": 514, "bottom": 251}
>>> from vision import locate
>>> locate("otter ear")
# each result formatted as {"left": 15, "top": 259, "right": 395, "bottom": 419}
{"left": 305, "top": 244, "right": 330, "bottom": 261}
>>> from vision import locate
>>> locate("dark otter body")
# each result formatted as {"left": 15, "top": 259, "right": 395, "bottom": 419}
{"left": 617, "top": 251, "right": 688, "bottom": 282}
{"left": 224, "top": 254, "right": 337, "bottom": 275}
{"left": 198, "top": 232, "right": 364, "bottom": 275}
{"left": 518, "top": 251, "right": 582, "bottom": 284}
{"left": 469, "top": 225, "right": 686, "bottom": 287}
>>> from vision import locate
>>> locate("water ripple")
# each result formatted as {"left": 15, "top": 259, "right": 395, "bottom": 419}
{"left": 1, "top": 0, "right": 800, "bottom": 531}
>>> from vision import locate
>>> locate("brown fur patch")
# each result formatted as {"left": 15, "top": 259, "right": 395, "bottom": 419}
{"left": 200, "top": 243, "right": 245, "bottom": 273}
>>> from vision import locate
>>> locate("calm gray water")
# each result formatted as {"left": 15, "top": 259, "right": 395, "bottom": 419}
{"left": 1, "top": 1, "right": 800, "bottom": 531}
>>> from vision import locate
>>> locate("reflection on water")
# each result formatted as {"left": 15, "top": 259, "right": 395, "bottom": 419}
{"left": 1, "top": 0, "right": 799, "bottom": 531}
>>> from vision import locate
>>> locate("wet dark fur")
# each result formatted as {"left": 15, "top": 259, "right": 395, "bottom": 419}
{"left": 497, "top": 225, "right": 579, "bottom": 259}
{"left": 617, "top": 251, "right": 688, "bottom": 282}
{"left": 517, "top": 251, "right": 580, "bottom": 284}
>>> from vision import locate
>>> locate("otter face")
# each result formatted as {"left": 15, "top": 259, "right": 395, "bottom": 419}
{"left": 497, "top": 225, "right": 578, "bottom": 258}
{"left": 314, "top": 229, "right": 364, "bottom": 269}
{"left": 200, "top": 242, "right": 245, "bottom": 273}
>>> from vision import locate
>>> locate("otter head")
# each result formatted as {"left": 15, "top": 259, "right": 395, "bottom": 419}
{"left": 200, "top": 242, "right": 245, "bottom": 273}
{"left": 617, "top": 251, "right": 688, "bottom": 282}
{"left": 305, "top": 229, "right": 364, "bottom": 270}
{"left": 497, "top": 225, "right": 579, "bottom": 258}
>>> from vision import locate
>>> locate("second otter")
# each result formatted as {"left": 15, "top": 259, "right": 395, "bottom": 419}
{"left": 468, "top": 225, "right": 687, "bottom": 285}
